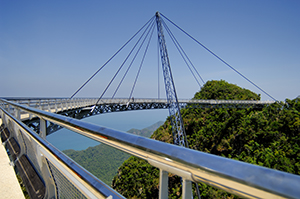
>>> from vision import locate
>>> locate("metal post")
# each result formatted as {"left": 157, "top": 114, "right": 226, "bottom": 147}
{"left": 182, "top": 179, "right": 192, "bottom": 199}
{"left": 14, "top": 108, "right": 20, "bottom": 120}
{"left": 40, "top": 118, "right": 47, "bottom": 139}
{"left": 55, "top": 99, "right": 58, "bottom": 113}
{"left": 159, "top": 169, "right": 168, "bottom": 199}
{"left": 48, "top": 100, "right": 51, "bottom": 112}
{"left": 39, "top": 100, "right": 42, "bottom": 111}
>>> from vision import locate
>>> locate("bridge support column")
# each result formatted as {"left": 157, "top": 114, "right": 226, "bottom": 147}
{"left": 182, "top": 179, "right": 192, "bottom": 199}
{"left": 159, "top": 169, "right": 168, "bottom": 199}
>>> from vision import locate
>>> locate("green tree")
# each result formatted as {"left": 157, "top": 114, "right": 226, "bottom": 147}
{"left": 193, "top": 80, "right": 260, "bottom": 100}
{"left": 113, "top": 80, "right": 300, "bottom": 198}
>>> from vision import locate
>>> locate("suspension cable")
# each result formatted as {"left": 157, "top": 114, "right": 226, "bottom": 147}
{"left": 95, "top": 18, "right": 155, "bottom": 105}
{"left": 162, "top": 19, "right": 204, "bottom": 88}
{"left": 161, "top": 13, "right": 277, "bottom": 101}
{"left": 112, "top": 20, "right": 156, "bottom": 98}
{"left": 70, "top": 16, "right": 155, "bottom": 99}
{"left": 128, "top": 21, "right": 156, "bottom": 101}
{"left": 162, "top": 19, "right": 205, "bottom": 85}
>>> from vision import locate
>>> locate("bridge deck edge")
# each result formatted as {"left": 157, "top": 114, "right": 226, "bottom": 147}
{"left": 0, "top": 120, "right": 25, "bottom": 199}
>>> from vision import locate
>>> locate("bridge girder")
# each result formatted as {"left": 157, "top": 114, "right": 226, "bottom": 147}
{"left": 22, "top": 101, "right": 269, "bottom": 136}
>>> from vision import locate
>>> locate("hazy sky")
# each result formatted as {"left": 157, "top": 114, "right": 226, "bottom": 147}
{"left": 1, "top": 1, "right": 299, "bottom": 101}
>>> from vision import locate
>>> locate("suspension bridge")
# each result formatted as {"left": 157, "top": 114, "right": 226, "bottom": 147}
{"left": 1, "top": 12, "right": 299, "bottom": 199}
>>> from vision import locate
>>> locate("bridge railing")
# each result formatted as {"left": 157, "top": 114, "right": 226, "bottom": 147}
{"left": 0, "top": 98, "right": 298, "bottom": 199}
{"left": 0, "top": 99, "right": 124, "bottom": 199}
{"left": 4, "top": 98, "right": 275, "bottom": 120}
{"left": 3, "top": 98, "right": 98, "bottom": 120}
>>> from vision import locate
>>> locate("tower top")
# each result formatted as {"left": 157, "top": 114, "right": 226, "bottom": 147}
{"left": 155, "top": 11, "right": 160, "bottom": 17}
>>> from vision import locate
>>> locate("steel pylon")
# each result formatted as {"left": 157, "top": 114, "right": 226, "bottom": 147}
{"left": 155, "top": 12, "right": 187, "bottom": 147}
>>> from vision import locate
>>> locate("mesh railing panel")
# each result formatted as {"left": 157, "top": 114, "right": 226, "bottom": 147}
{"left": 20, "top": 131, "right": 43, "bottom": 175}
{"left": 47, "top": 159, "right": 87, "bottom": 199}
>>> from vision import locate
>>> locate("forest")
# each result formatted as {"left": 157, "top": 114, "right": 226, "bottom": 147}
{"left": 112, "top": 80, "right": 300, "bottom": 198}
{"left": 63, "top": 121, "right": 163, "bottom": 185}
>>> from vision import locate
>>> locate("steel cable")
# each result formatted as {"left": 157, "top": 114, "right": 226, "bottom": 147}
{"left": 70, "top": 16, "right": 155, "bottom": 99}
{"left": 112, "top": 19, "right": 156, "bottom": 99}
{"left": 161, "top": 13, "right": 277, "bottom": 101}
{"left": 128, "top": 21, "right": 156, "bottom": 101}
{"left": 94, "top": 18, "right": 155, "bottom": 105}
{"left": 162, "top": 18, "right": 204, "bottom": 88}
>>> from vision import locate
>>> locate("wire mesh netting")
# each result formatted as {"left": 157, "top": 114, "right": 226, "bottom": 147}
{"left": 46, "top": 159, "right": 87, "bottom": 199}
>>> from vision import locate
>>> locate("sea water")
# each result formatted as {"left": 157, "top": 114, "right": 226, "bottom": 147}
{"left": 46, "top": 109, "right": 168, "bottom": 151}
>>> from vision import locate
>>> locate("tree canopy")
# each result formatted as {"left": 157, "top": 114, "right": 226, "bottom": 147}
{"left": 63, "top": 121, "right": 163, "bottom": 186}
{"left": 112, "top": 80, "right": 300, "bottom": 198}
{"left": 193, "top": 80, "right": 260, "bottom": 100}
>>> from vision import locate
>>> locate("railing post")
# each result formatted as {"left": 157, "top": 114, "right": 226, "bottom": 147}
{"left": 37, "top": 150, "right": 57, "bottom": 199}
{"left": 40, "top": 118, "right": 47, "bottom": 139}
{"left": 159, "top": 169, "right": 168, "bottom": 199}
{"left": 26, "top": 101, "right": 33, "bottom": 120}
{"left": 182, "top": 179, "right": 192, "bottom": 199}
{"left": 48, "top": 100, "right": 51, "bottom": 112}
{"left": 62, "top": 99, "right": 64, "bottom": 111}
{"left": 39, "top": 100, "right": 42, "bottom": 110}
{"left": 60, "top": 99, "right": 63, "bottom": 112}
{"left": 14, "top": 107, "right": 20, "bottom": 120}
{"left": 66, "top": 99, "right": 69, "bottom": 110}
{"left": 55, "top": 99, "right": 58, "bottom": 113}
{"left": 4, "top": 103, "right": 9, "bottom": 112}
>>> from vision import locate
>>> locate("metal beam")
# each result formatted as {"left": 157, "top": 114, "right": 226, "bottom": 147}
{"left": 155, "top": 11, "right": 187, "bottom": 147}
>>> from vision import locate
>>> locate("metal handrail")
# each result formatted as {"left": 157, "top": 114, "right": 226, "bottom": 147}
{"left": 0, "top": 98, "right": 298, "bottom": 198}
{"left": 0, "top": 100, "right": 124, "bottom": 199}
{"left": 4, "top": 97, "right": 275, "bottom": 105}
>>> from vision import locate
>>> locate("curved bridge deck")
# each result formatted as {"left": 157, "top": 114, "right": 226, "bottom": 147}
{"left": 2, "top": 98, "right": 276, "bottom": 136}
{"left": 4, "top": 98, "right": 275, "bottom": 121}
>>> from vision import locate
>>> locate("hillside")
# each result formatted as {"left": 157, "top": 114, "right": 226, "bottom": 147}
{"left": 63, "top": 121, "right": 164, "bottom": 185}
{"left": 112, "top": 80, "right": 300, "bottom": 198}
{"left": 127, "top": 121, "right": 164, "bottom": 137}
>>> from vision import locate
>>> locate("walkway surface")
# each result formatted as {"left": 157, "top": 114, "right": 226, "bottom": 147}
{"left": 0, "top": 119, "right": 25, "bottom": 199}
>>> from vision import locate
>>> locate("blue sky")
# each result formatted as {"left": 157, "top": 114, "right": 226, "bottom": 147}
{"left": 1, "top": 1, "right": 300, "bottom": 101}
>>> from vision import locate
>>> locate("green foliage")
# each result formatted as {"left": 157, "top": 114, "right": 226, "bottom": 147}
{"left": 193, "top": 80, "right": 260, "bottom": 100}
{"left": 17, "top": 174, "right": 30, "bottom": 199}
{"left": 112, "top": 156, "right": 160, "bottom": 198}
{"left": 63, "top": 121, "right": 162, "bottom": 186}
{"left": 64, "top": 144, "right": 130, "bottom": 185}
{"left": 112, "top": 80, "right": 300, "bottom": 198}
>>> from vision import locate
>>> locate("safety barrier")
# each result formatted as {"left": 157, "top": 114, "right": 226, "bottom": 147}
{"left": 0, "top": 99, "right": 123, "bottom": 199}
{"left": 1, "top": 98, "right": 298, "bottom": 199}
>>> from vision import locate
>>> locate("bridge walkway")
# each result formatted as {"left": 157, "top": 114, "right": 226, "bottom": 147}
{"left": 0, "top": 119, "right": 25, "bottom": 199}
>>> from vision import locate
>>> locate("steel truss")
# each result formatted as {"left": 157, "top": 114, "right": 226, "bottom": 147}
{"left": 155, "top": 12, "right": 187, "bottom": 147}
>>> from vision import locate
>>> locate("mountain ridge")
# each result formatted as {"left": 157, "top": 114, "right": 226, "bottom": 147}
{"left": 127, "top": 121, "right": 164, "bottom": 137}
